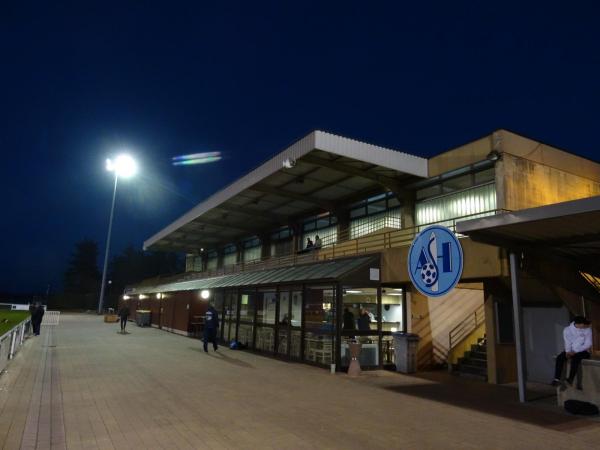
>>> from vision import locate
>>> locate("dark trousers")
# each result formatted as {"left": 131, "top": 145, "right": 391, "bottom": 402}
{"left": 554, "top": 351, "right": 590, "bottom": 381}
{"left": 120, "top": 317, "right": 128, "bottom": 331}
{"left": 203, "top": 328, "right": 218, "bottom": 352}
{"left": 32, "top": 320, "right": 41, "bottom": 335}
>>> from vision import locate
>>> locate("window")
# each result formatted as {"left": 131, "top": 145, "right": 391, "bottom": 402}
{"left": 350, "top": 192, "right": 399, "bottom": 219}
{"left": 415, "top": 183, "right": 497, "bottom": 227}
{"left": 350, "top": 208, "right": 401, "bottom": 239}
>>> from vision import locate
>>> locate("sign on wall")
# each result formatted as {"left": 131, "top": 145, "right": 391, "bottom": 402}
{"left": 407, "top": 225, "right": 463, "bottom": 297}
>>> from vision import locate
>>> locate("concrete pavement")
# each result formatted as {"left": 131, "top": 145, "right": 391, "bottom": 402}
{"left": 1, "top": 313, "right": 599, "bottom": 449}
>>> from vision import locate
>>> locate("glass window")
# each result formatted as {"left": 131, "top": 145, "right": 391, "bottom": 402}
{"left": 290, "top": 290, "right": 302, "bottom": 328}
{"left": 304, "top": 286, "right": 335, "bottom": 365}
{"left": 416, "top": 184, "right": 442, "bottom": 200}
{"left": 350, "top": 206, "right": 366, "bottom": 218}
{"left": 367, "top": 199, "right": 387, "bottom": 215}
{"left": 474, "top": 168, "right": 495, "bottom": 185}
{"left": 442, "top": 174, "right": 473, "bottom": 194}
{"left": 257, "top": 291, "right": 276, "bottom": 324}
{"left": 388, "top": 196, "right": 400, "bottom": 208}
{"left": 342, "top": 287, "right": 377, "bottom": 334}
{"left": 381, "top": 288, "right": 403, "bottom": 332}
{"left": 239, "top": 293, "right": 255, "bottom": 322}
{"left": 279, "top": 292, "right": 290, "bottom": 325}
{"left": 416, "top": 183, "right": 497, "bottom": 228}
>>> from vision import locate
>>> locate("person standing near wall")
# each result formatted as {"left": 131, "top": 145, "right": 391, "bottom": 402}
{"left": 203, "top": 303, "right": 219, "bottom": 352}
{"left": 553, "top": 316, "right": 592, "bottom": 388}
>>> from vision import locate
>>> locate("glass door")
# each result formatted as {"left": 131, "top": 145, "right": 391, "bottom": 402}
{"left": 222, "top": 290, "right": 238, "bottom": 343}
{"left": 255, "top": 289, "right": 277, "bottom": 353}
{"left": 304, "top": 285, "right": 335, "bottom": 367}
{"left": 238, "top": 291, "right": 256, "bottom": 348}
{"left": 340, "top": 287, "right": 380, "bottom": 369}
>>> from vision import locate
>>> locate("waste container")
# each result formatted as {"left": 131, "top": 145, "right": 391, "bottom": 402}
{"left": 392, "top": 332, "right": 420, "bottom": 373}
{"left": 136, "top": 310, "right": 151, "bottom": 327}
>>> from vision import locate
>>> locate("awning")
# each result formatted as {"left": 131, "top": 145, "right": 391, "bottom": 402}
{"left": 125, "top": 256, "right": 379, "bottom": 295}
{"left": 144, "top": 130, "right": 427, "bottom": 252}
{"left": 456, "top": 195, "right": 600, "bottom": 277}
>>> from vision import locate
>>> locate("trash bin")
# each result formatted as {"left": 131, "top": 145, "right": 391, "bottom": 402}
{"left": 136, "top": 310, "right": 151, "bottom": 327}
{"left": 392, "top": 332, "right": 420, "bottom": 373}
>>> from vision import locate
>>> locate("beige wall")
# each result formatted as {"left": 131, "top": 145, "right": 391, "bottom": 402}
{"left": 428, "top": 134, "right": 493, "bottom": 177}
{"left": 411, "top": 287, "right": 484, "bottom": 369}
{"left": 381, "top": 237, "right": 505, "bottom": 284}
{"left": 497, "top": 130, "right": 600, "bottom": 210}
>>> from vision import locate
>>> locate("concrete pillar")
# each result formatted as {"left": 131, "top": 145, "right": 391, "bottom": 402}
{"left": 483, "top": 280, "right": 498, "bottom": 384}
{"left": 336, "top": 209, "right": 351, "bottom": 242}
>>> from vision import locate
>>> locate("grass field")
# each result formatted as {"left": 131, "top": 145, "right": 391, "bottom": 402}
{"left": 0, "top": 311, "right": 30, "bottom": 336}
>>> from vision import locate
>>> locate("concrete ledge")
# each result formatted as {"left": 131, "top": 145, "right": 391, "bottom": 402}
{"left": 557, "top": 358, "right": 600, "bottom": 407}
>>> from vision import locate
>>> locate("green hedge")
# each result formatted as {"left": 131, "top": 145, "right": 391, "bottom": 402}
{"left": 0, "top": 311, "right": 30, "bottom": 336}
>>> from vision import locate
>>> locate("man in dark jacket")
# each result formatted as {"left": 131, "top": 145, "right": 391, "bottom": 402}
{"left": 203, "top": 304, "right": 219, "bottom": 352}
{"left": 118, "top": 304, "right": 130, "bottom": 334}
{"left": 31, "top": 302, "right": 45, "bottom": 336}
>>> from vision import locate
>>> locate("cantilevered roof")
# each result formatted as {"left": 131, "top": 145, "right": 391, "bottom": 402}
{"left": 456, "top": 195, "right": 600, "bottom": 275}
{"left": 126, "top": 256, "right": 378, "bottom": 295}
{"left": 144, "top": 131, "right": 428, "bottom": 252}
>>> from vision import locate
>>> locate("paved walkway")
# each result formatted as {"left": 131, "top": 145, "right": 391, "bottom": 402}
{"left": 1, "top": 314, "right": 600, "bottom": 449}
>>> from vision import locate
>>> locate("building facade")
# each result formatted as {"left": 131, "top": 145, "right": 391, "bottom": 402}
{"left": 123, "top": 129, "right": 600, "bottom": 381}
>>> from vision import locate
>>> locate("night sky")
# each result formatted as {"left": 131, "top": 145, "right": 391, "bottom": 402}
{"left": 2, "top": 1, "right": 600, "bottom": 294}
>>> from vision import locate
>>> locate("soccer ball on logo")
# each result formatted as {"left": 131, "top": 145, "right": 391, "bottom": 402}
{"left": 420, "top": 262, "right": 438, "bottom": 287}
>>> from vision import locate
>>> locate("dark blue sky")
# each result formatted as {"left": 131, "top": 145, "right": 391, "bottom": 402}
{"left": 1, "top": 1, "right": 599, "bottom": 293}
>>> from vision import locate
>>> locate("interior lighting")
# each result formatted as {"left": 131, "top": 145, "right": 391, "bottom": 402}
{"left": 122, "top": 295, "right": 130, "bottom": 300}
{"left": 139, "top": 294, "right": 147, "bottom": 299}
{"left": 345, "top": 290, "right": 363, "bottom": 294}
{"left": 200, "top": 289, "right": 210, "bottom": 299}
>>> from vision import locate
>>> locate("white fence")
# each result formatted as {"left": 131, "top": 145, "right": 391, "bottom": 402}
{"left": 0, "top": 318, "right": 32, "bottom": 373}
{"left": 42, "top": 310, "right": 60, "bottom": 326}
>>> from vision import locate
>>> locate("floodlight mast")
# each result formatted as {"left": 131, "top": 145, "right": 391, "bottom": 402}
{"left": 97, "top": 155, "right": 137, "bottom": 314}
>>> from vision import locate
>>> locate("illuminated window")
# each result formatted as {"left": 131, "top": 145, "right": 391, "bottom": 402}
{"left": 416, "top": 183, "right": 497, "bottom": 228}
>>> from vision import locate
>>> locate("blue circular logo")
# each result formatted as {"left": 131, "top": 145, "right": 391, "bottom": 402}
{"left": 407, "top": 225, "right": 463, "bottom": 297}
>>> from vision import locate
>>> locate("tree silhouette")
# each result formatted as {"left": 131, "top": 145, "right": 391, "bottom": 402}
{"left": 63, "top": 239, "right": 101, "bottom": 309}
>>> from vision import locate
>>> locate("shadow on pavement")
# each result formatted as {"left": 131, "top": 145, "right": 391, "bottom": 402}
{"left": 381, "top": 372, "right": 596, "bottom": 431}
{"left": 188, "top": 347, "right": 254, "bottom": 368}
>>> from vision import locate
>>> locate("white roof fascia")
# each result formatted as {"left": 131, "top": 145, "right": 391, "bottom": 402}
{"left": 144, "top": 131, "right": 428, "bottom": 250}
{"left": 457, "top": 195, "right": 600, "bottom": 234}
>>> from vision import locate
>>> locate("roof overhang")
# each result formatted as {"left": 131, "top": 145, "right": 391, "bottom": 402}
{"left": 126, "top": 256, "right": 379, "bottom": 294}
{"left": 144, "top": 131, "right": 428, "bottom": 252}
{"left": 456, "top": 195, "right": 600, "bottom": 282}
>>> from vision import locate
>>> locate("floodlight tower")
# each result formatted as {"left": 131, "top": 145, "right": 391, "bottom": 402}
{"left": 98, "top": 154, "right": 137, "bottom": 314}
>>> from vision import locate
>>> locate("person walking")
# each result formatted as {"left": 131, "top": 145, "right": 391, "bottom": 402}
{"left": 203, "top": 303, "right": 220, "bottom": 352}
{"left": 552, "top": 316, "right": 592, "bottom": 388}
{"left": 31, "top": 302, "right": 45, "bottom": 336}
{"left": 118, "top": 304, "right": 130, "bottom": 334}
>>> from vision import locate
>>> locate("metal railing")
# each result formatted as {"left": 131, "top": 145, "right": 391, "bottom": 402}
{"left": 181, "top": 209, "right": 506, "bottom": 281}
{"left": 0, "top": 318, "right": 32, "bottom": 373}
{"left": 448, "top": 303, "right": 485, "bottom": 353}
{"left": 42, "top": 310, "right": 61, "bottom": 326}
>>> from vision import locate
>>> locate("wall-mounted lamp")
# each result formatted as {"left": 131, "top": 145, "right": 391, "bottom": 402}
{"left": 123, "top": 295, "right": 130, "bottom": 300}
{"left": 200, "top": 289, "right": 210, "bottom": 300}
{"left": 486, "top": 150, "right": 501, "bottom": 162}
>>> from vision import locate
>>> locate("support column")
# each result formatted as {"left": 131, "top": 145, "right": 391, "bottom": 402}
{"left": 509, "top": 252, "right": 527, "bottom": 403}
{"left": 336, "top": 209, "right": 351, "bottom": 242}
{"left": 399, "top": 191, "right": 416, "bottom": 232}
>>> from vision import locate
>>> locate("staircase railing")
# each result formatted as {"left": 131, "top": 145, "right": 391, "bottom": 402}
{"left": 448, "top": 303, "right": 485, "bottom": 355}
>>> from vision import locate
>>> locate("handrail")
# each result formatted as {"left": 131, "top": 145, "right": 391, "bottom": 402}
{"left": 448, "top": 303, "right": 485, "bottom": 353}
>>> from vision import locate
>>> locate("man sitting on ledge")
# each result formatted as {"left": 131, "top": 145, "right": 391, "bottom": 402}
{"left": 552, "top": 316, "right": 592, "bottom": 389}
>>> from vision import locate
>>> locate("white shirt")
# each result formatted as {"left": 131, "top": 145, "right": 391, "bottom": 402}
{"left": 563, "top": 322, "right": 592, "bottom": 353}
